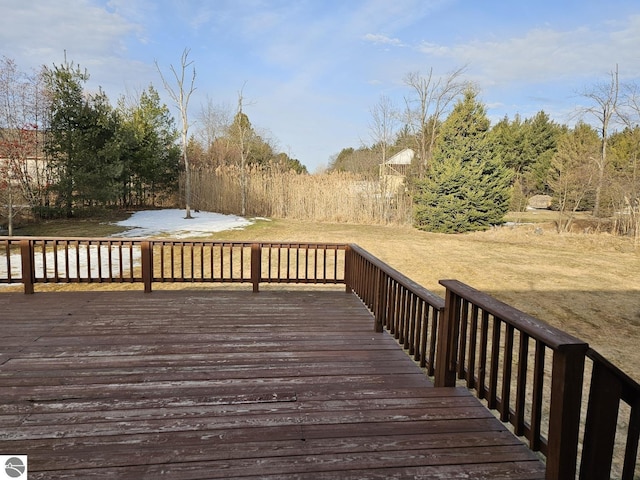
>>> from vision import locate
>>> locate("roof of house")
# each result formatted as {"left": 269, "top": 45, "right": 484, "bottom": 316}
{"left": 382, "top": 148, "right": 414, "bottom": 165}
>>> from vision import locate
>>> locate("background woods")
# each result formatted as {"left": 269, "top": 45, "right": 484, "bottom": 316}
{"left": 1, "top": 55, "right": 640, "bottom": 239}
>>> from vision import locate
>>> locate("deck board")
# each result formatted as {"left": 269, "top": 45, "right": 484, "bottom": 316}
{"left": 0, "top": 290, "right": 545, "bottom": 479}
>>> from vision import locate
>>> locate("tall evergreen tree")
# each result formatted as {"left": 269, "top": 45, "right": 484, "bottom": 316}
{"left": 117, "top": 86, "right": 180, "bottom": 207}
{"left": 43, "top": 60, "right": 126, "bottom": 214}
{"left": 42, "top": 59, "right": 89, "bottom": 216}
{"left": 413, "top": 89, "right": 512, "bottom": 233}
{"left": 72, "top": 89, "right": 122, "bottom": 206}
{"left": 522, "top": 111, "right": 565, "bottom": 194}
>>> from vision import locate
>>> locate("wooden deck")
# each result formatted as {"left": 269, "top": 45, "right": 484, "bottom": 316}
{"left": 0, "top": 289, "right": 545, "bottom": 479}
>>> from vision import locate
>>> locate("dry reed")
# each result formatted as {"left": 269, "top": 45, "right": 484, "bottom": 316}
{"left": 187, "top": 166, "right": 413, "bottom": 225}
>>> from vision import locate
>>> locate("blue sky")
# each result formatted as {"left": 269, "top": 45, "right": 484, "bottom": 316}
{"left": 2, "top": 0, "right": 640, "bottom": 171}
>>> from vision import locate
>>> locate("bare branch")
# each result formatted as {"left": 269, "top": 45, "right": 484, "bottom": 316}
{"left": 403, "top": 65, "right": 469, "bottom": 170}
{"left": 155, "top": 48, "right": 197, "bottom": 218}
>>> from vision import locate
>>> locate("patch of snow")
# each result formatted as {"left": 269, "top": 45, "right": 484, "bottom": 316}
{"left": 113, "top": 209, "right": 253, "bottom": 238}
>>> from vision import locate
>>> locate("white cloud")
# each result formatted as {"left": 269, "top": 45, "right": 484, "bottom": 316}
{"left": 0, "top": 1, "right": 138, "bottom": 67}
{"left": 363, "top": 34, "right": 404, "bottom": 47}
{"left": 0, "top": 0, "right": 155, "bottom": 101}
{"left": 417, "top": 14, "right": 640, "bottom": 87}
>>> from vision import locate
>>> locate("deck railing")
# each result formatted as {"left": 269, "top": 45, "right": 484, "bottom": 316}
{"left": 1, "top": 236, "right": 638, "bottom": 479}
{"left": 0, "top": 237, "right": 346, "bottom": 293}
{"left": 434, "top": 280, "right": 587, "bottom": 479}
{"left": 433, "top": 279, "right": 640, "bottom": 480}
{"left": 346, "top": 244, "right": 445, "bottom": 376}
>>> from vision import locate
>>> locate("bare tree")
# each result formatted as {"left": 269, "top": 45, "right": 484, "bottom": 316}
{"left": 369, "top": 94, "right": 398, "bottom": 164}
{"left": 156, "top": 48, "right": 196, "bottom": 218}
{"left": 548, "top": 123, "right": 599, "bottom": 232}
{"left": 197, "top": 96, "right": 232, "bottom": 155}
{"left": 403, "top": 66, "right": 468, "bottom": 172}
{"left": 577, "top": 66, "right": 620, "bottom": 217}
{"left": 617, "top": 81, "right": 640, "bottom": 242}
{"left": 0, "top": 57, "right": 48, "bottom": 234}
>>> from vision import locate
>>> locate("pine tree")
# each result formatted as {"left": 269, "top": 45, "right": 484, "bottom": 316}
{"left": 43, "top": 59, "right": 89, "bottom": 216}
{"left": 120, "top": 86, "right": 180, "bottom": 207}
{"left": 413, "top": 89, "right": 512, "bottom": 233}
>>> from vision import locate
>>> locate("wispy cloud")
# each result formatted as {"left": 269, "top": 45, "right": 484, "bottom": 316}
{"left": 0, "top": 0, "right": 137, "bottom": 66}
{"left": 363, "top": 34, "right": 405, "bottom": 47}
{"left": 417, "top": 14, "right": 640, "bottom": 87}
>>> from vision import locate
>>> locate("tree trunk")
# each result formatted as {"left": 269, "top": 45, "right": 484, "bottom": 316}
{"left": 8, "top": 185, "right": 13, "bottom": 236}
{"left": 183, "top": 133, "right": 192, "bottom": 219}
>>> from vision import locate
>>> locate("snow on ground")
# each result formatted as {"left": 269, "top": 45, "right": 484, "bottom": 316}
{"left": 1, "top": 209, "right": 255, "bottom": 285}
{"left": 113, "top": 209, "right": 254, "bottom": 238}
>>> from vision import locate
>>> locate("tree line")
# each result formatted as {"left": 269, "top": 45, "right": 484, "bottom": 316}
{"left": 2, "top": 53, "right": 639, "bottom": 237}
{"left": 0, "top": 55, "right": 304, "bottom": 234}
{"left": 329, "top": 67, "right": 640, "bottom": 235}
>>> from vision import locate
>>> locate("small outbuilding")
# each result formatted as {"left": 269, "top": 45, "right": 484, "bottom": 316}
{"left": 379, "top": 148, "right": 414, "bottom": 178}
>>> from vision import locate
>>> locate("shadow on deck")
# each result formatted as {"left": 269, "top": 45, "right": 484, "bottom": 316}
{"left": 0, "top": 289, "right": 544, "bottom": 479}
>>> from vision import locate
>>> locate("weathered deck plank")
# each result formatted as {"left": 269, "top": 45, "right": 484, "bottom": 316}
{"left": 0, "top": 290, "right": 545, "bottom": 479}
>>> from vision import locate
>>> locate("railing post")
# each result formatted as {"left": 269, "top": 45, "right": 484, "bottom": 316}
{"left": 20, "top": 239, "right": 34, "bottom": 294}
{"left": 434, "top": 285, "right": 460, "bottom": 387}
{"left": 373, "top": 269, "right": 386, "bottom": 333}
{"left": 141, "top": 241, "right": 153, "bottom": 293}
{"left": 545, "top": 343, "right": 588, "bottom": 480}
{"left": 344, "top": 245, "right": 353, "bottom": 293}
{"left": 579, "top": 357, "right": 621, "bottom": 480}
{"left": 251, "top": 243, "right": 261, "bottom": 293}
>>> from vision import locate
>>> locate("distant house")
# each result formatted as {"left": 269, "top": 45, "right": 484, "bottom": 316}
{"left": 379, "top": 148, "right": 414, "bottom": 177}
{"left": 379, "top": 148, "right": 414, "bottom": 193}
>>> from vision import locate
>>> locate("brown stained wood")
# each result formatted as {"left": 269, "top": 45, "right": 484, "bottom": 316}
{"left": 0, "top": 290, "right": 544, "bottom": 479}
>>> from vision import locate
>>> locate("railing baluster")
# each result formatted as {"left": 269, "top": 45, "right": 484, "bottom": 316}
{"left": 428, "top": 308, "right": 439, "bottom": 376}
{"left": 514, "top": 332, "right": 529, "bottom": 436}
{"left": 410, "top": 296, "right": 421, "bottom": 359}
{"left": 500, "top": 323, "right": 514, "bottom": 422}
{"left": 467, "top": 304, "right": 479, "bottom": 390}
{"left": 41, "top": 240, "right": 47, "bottom": 282}
{"left": 85, "top": 240, "right": 91, "bottom": 281}
{"left": 64, "top": 240, "right": 70, "bottom": 281}
{"left": 53, "top": 240, "right": 60, "bottom": 282}
{"left": 530, "top": 340, "right": 545, "bottom": 452}
{"left": 478, "top": 310, "right": 489, "bottom": 399}
{"left": 457, "top": 299, "right": 469, "bottom": 380}
{"left": 487, "top": 316, "right": 501, "bottom": 409}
